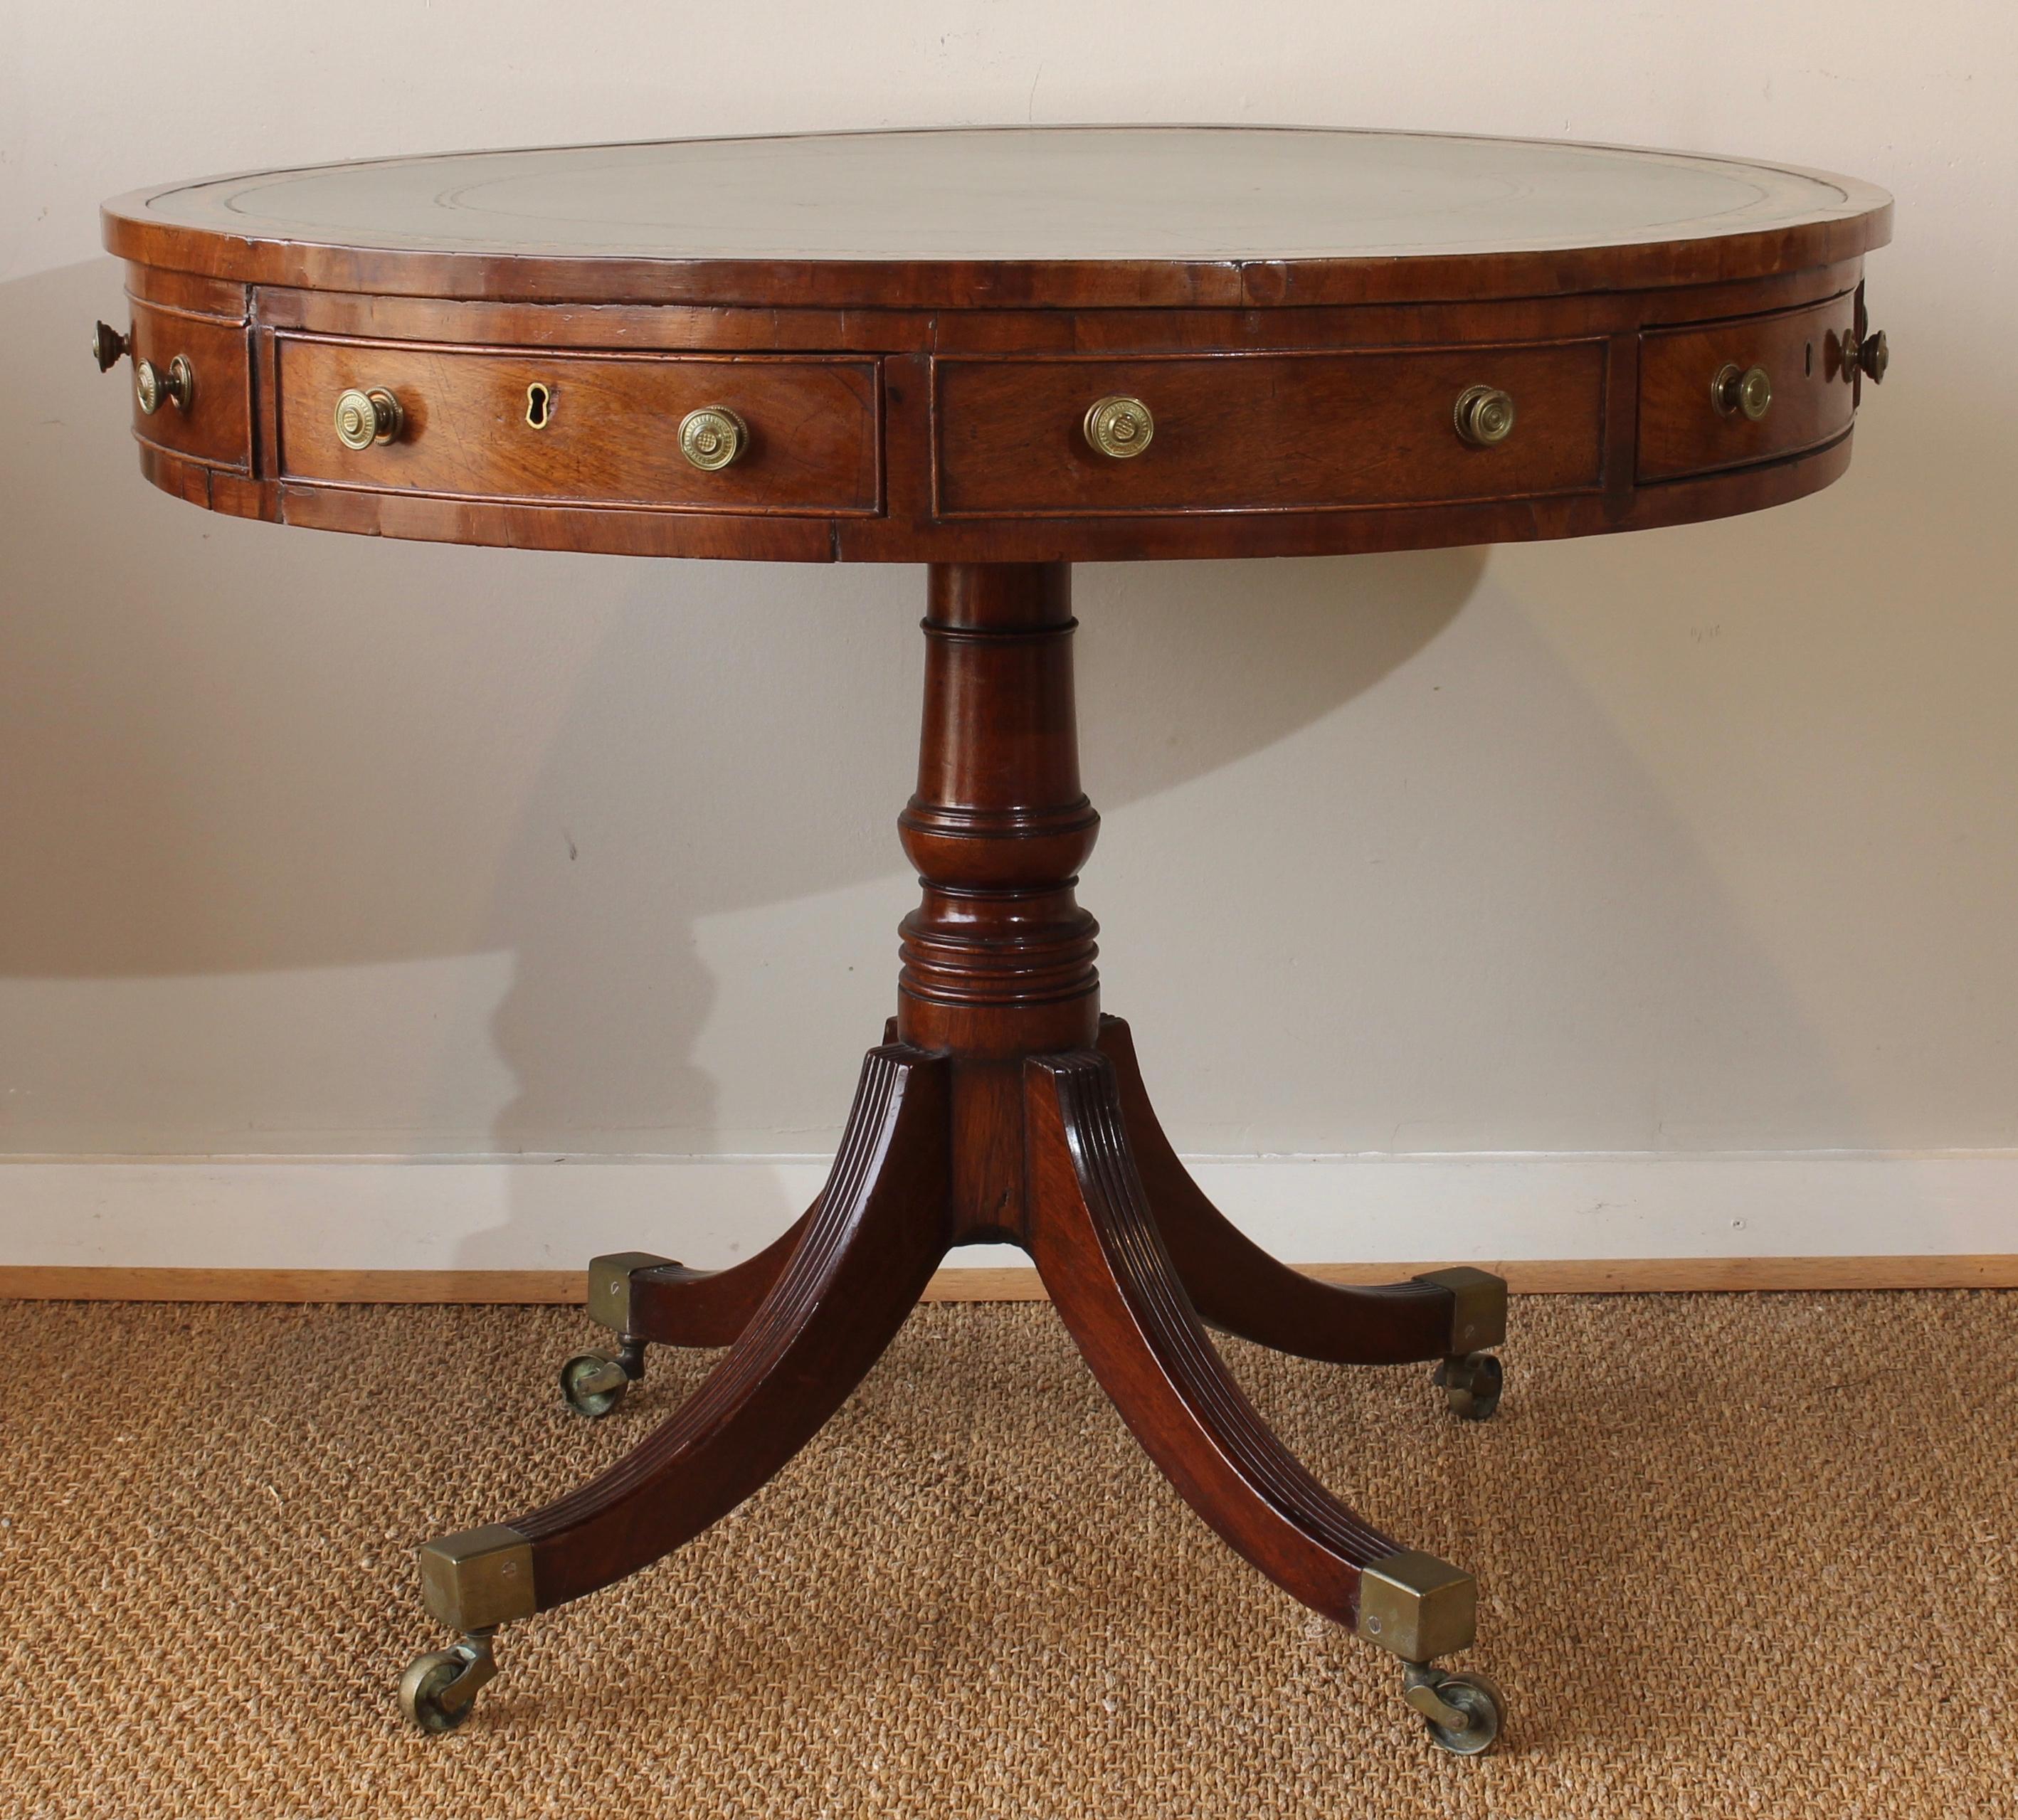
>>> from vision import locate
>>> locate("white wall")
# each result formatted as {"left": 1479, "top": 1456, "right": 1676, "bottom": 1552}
{"left": 4, "top": 4, "right": 2015, "bottom": 1269}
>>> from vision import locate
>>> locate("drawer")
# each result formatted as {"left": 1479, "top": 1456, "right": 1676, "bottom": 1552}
{"left": 277, "top": 341, "right": 881, "bottom": 514}
{"left": 1637, "top": 295, "right": 1858, "bottom": 482}
{"left": 127, "top": 300, "right": 252, "bottom": 472}
{"left": 932, "top": 344, "right": 1607, "bottom": 517}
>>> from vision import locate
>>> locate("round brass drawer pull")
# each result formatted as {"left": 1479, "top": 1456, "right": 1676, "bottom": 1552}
{"left": 680, "top": 406, "right": 746, "bottom": 471}
{"left": 334, "top": 386, "right": 404, "bottom": 450}
{"left": 91, "top": 320, "right": 130, "bottom": 374}
{"left": 1083, "top": 394, "right": 1154, "bottom": 459}
{"left": 135, "top": 354, "right": 194, "bottom": 415}
{"left": 1711, "top": 363, "right": 1773, "bottom": 422}
{"left": 1452, "top": 384, "right": 1516, "bottom": 446}
{"left": 1842, "top": 327, "right": 1888, "bottom": 386}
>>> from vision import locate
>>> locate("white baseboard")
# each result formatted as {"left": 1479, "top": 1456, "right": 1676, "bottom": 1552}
{"left": 1, "top": 1152, "right": 2013, "bottom": 1278}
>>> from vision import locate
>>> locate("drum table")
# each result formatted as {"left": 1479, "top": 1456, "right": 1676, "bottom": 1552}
{"left": 98, "top": 127, "right": 1892, "bottom": 1754}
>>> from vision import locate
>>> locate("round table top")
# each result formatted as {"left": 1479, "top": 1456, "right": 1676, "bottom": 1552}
{"left": 105, "top": 126, "right": 1891, "bottom": 309}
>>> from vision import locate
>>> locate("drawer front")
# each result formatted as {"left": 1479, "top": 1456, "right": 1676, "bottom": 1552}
{"left": 933, "top": 344, "right": 1607, "bottom": 517}
{"left": 278, "top": 341, "right": 881, "bottom": 514}
{"left": 1637, "top": 295, "right": 1857, "bottom": 482}
{"left": 128, "top": 300, "right": 252, "bottom": 471}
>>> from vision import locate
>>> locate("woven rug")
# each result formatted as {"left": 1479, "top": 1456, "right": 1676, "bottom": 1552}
{"left": 1, "top": 1291, "right": 2012, "bottom": 1817}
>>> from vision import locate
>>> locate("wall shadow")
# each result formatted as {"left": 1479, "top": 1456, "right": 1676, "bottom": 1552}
{"left": 0, "top": 260, "right": 1479, "bottom": 985}
{"left": 9, "top": 248, "right": 1992, "bottom": 1272}
{"left": 3, "top": 257, "right": 1470, "bottom": 1256}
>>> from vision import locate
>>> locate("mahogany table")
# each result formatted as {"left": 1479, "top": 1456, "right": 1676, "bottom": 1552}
{"left": 98, "top": 127, "right": 1891, "bottom": 1755}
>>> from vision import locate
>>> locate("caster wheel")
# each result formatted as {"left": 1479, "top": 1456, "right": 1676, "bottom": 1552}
{"left": 560, "top": 1350, "right": 630, "bottom": 1419}
{"left": 399, "top": 1640, "right": 492, "bottom": 1734}
{"left": 1406, "top": 1667, "right": 1505, "bottom": 1756}
{"left": 1435, "top": 1351, "right": 1503, "bottom": 1422}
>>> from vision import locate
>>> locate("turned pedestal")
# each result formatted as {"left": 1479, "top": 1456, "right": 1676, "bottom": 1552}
{"left": 403, "top": 562, "right": 1511, "bottom": 1750}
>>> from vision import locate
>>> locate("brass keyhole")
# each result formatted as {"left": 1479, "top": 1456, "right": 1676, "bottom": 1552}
{"left": 526, "top": 383, "right": 554, "bottom": 430}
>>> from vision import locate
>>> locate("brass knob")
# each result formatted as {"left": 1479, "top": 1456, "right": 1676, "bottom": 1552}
{"left": 91, "top": 320, "right": 129, "bottom": 373}
{"left": 1711, "top": 363, "right": 1772, "bottom": 422}
{"left": 1842, "top": 327, "right": 1889, "bottom": 386}
{"left": 334, "top": 387, "right": 403, "bottom": 450}
{"left": 1452, "top": 384, "right": 1516, "bottom": 446}
{"left": 679, "top": 406, "right": 746, "bottom": 471}
{"left": 1083, "top": 395, "right": 1154, "bottom": 459}
{"left": 134, "top": 354, "right": 194, "bottom": 415}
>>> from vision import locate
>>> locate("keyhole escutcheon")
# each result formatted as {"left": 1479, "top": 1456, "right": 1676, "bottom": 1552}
{"left": 525, "top": 382, "right": 554, "bottom": 430}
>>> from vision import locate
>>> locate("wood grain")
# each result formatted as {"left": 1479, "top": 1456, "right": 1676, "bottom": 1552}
{"left": 1028, "top": 1050, "right": 1398, "bottom": 1626}
{"left": 127, "top": 300, "right": 253, "bottom": 474}
{"left": 97, "top": 132, "right": 1892, "bottom": 563}
{"left": 276, "top": 337, "right": 880, "bottom": 514}
{"left": 1098, "top": 1017, "right": 1459, "bottom": 1365}
{"left": 104, "top": 285, "right": 1879, "bottom": 564}
{"left": 1639, "top": 292, "right": 1860, "bottom": 481}
{"left": 933, "top": 342, "right": 1607, "bottom": 517}
{"left": 621, "top": 1211, "right": 815, "bottom": 1348}
{"left": 507, "top": 1044, "right": 951, "bottom": 1614}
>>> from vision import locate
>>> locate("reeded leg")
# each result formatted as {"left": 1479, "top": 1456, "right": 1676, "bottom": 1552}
{"left": 399, "top": 560, "right": 1517, "bottom": 1752}
{"left": 1026, "top": 1050, "right": 1503, "bottom": 1751}
{"left": 402, "top": 1044, "right": 951, "bottom": 1723}
{"left": 559, "top": 1214, "right": 818, "bottom": 1416}
{"left": 1099, "top": 1017, "right": 1507, "bottom": 1381}
{"left": 603, "top": 1215, "right": 815, "bottom": 1347}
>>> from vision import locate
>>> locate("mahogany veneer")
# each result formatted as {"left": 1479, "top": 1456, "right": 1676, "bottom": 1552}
{"left": 97, "top": 127, "right": 1893, "bottom": 1756}
{"left": 1637, "top": 291, "right": 1861, "bottom": 480}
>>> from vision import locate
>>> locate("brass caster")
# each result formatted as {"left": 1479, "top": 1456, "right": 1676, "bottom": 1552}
{"left": 1434, "top": 1350, "right": 1503, "bottom": 1422}
{"left": 560, "top": 1334, "right": 644, "bottom": 1418}
{"left": 399, "top": 1631, "right": 499, "bottom": 1735}
{"left": 1401, "top": 1663, "right": 1505, "bottom": 1757}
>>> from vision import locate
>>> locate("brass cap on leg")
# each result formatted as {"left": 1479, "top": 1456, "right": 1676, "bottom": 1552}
{"left": 585, "top": 1251, "right": 676, "bottom": 1332}
{"left": 1356, "top": 1549, "right": 1478, "bottom": 1662}
{"left": 1411, "top": 1265, "right": 1508, "bottom": 1355}
{"left": 417, "top": 1523, "right": 537, "bottom": 1631}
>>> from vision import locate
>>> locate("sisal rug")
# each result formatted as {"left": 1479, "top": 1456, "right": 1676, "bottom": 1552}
{"left": 1, "top": 1291, "right": 2012, "bottom": 1817}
